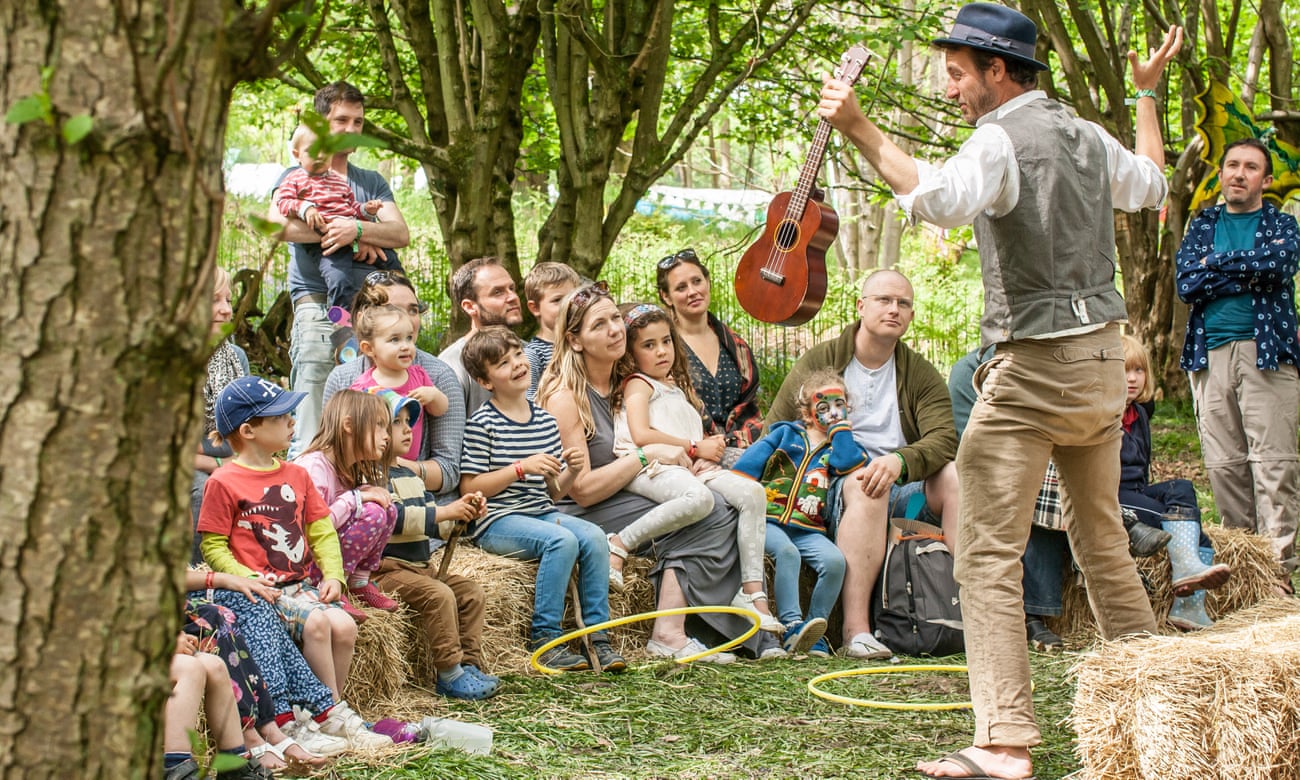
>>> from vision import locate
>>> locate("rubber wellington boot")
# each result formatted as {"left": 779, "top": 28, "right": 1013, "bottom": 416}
{"left": 1169, "top": 545, "right": 1218, "bottom": 631}
{"left": 1123, "top": 507, "right": 1171, "bottom": 557}
{"left": 1161, "top": 513, "right": 1231, "bottom": 597}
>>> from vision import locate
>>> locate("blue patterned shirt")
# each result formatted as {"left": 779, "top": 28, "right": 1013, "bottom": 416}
{"left": 1176, "top": 201, "right": 1299, "bottom": 372}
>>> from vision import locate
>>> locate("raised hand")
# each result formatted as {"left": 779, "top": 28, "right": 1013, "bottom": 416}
{"left": 1129, "top": 25, "right": 1183, "bottom": 90}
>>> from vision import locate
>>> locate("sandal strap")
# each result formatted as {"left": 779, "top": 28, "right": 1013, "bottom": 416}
{"left": 607, "top": 533, "right": 629, "bottom": 560}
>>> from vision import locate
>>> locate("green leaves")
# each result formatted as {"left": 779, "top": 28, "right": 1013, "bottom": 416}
{"left": 5, "top": 66, "right": 96, "bottom": 146}
{"left": 298, "top": 110, "right": 388, "bottom": 157}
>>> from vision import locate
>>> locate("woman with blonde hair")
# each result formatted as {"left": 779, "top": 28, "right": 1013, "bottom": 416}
{"left": 538, "top": 282, "right": 782, "bottom": 662}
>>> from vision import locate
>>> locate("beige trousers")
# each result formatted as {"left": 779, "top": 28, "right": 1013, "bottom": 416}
{"left": 958, "top": 324, "right": 1156, "bottom": 747}
{"left": 1190, "top": 340, "right": 1300, "bottom": 574}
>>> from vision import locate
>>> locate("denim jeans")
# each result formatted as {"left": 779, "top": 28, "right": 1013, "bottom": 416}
{"left": 764, "top": 524, "right": 846, "bottom": 625}
{"left": 476, "top": 511, "right": 610, "bottom": 643}
{"left": 288, "top": 300, "right": 334, "bottom": 459}
{"left": 1021, "top": 524, "right": 1069, "bottom": 617}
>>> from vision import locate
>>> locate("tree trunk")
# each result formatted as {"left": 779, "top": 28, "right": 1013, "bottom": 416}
{"left": 0, "top": 2, "right": 296, "bottom": 776}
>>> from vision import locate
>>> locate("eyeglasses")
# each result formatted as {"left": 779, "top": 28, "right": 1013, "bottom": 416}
{"left": 569, "top": 280, "right": 611, "bottom": 311}
{"left": 365, "top": 270, "right": 429, "bottom": 314}
{"left": 657, "top": 248, "right": 699, "bottom": 271}
{"left": 863, "top": 294, "right": 913, "bottom": 311}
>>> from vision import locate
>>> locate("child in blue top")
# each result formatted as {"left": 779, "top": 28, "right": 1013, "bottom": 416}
{"left": 458, "top": 326, "right": 625, "bottom": 674}
{"left": 734, "top": 369, "right": 868, "bottom": 656}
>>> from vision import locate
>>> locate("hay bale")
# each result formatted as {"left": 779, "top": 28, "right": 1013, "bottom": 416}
{"left": 1072, "top": 599, "right": 1300, "bottom": 779}
{"left": 345, "top": 603, "right": 414, "bottom": 706}
{"left": 1050, "top": 526, "right": 1282, "bottom": 643}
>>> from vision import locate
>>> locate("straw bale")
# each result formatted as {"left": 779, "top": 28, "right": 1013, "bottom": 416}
{"left": 1050, "top": 526, "right": 1282, "bottom": 644}
{"left": 1072, "top": 599, "right": 1300, "bottom": 779}
{"left": 345, "top": 603, "right": 414, "bottom": 706}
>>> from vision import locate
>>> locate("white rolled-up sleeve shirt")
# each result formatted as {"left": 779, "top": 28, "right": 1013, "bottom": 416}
{"left": 894, "top": 90, "right": 1169, "bottom": 229}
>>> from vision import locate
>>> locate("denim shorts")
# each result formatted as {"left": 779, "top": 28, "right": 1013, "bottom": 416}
{"left": 824, "top": 475, "right": 939, "bottom": 540}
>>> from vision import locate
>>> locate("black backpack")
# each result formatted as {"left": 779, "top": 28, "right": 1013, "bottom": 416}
{"left": 872, "top": 516, "right": 965, "bottom": 657}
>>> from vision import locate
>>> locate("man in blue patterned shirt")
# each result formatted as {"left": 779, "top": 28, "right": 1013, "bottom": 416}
{"left": 1176, "top": 137, "right": 1300, "bottom": 590}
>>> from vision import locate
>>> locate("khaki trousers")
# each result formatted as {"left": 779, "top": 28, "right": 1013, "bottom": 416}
{"left": 1190, "top": 340, "right": 1300, "bottom": 574}
{"left": 958, "top": 324, "right": 1156, "bottom": 747}
{"left": 373, "top": 556, "right": 487, "bottom": 670}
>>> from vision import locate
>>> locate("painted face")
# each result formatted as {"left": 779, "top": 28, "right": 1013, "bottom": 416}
{"left": 392, "top": 415, "right": 414, "bottom": 454}
{"left": 661, "top": 263, "right": 711, "bottom": 318}
{"left": 944, "top": 47, "right": 1000, "bottom": 125}
{"left": 211, "top": 281, "right": 233, "bottom": 338}
{"left": 533, "top": 282, "right": 577, "bottom": 333}
{"left": 482, "top": 346, "right": 531, "bottom": 394}
{"left": 1125, "top": 365, "right": 1146, "bottom": 403}
{"left": 361, "top": 314, "right": 416, "bottom": 372}
{"left": 469, "top": 265, "right": 523, "bottom": 327}
{"left": 808, "top": 386, "right": 849, "bottom": 431}
{"left": 570, "top": 297, "right": 626, "bottom": 363}
{"left": 630, "top": 320, "right": 675, "bottom": 381}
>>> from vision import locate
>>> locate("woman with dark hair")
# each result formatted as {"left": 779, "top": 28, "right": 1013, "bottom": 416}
{"left": 322, "top": 270, "right": 464, "bottom": 498}
{"left": 656, "top": 249, "right": 764, "bottom": 452}
{"left": 537, "top": 282, "right": 782, "bottom": 661}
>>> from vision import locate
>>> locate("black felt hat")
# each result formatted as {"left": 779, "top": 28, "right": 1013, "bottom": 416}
{"left": 932, "top": 3, "right": 1049, "bottom": 71}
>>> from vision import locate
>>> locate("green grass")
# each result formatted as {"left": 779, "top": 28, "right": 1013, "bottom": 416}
{"left": 331, "top": 652, "right": 1081, "bottom": 779}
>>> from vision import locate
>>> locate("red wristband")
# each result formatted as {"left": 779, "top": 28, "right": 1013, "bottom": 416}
{"left": 687, "top": 440, "right": 698, "bottom": 459}
{"left": 514, "top": 461, "right": 525, "bottom": 481}
{"left": 205, "top": 571, "right": 215, "bottom": 590}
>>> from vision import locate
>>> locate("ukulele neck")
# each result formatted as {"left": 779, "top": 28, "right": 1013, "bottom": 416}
{"left": 789, "top": 119, "right": 833, "bottom": 218}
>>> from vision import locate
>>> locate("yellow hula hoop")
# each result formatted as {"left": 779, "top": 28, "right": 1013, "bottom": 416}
{"left": 529, "top": 605, "right": 762, "bottom": 675}
{"left": 807, "top": 664, "right": 972, "bottom": 711}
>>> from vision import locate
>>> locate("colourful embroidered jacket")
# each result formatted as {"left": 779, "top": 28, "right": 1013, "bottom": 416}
{"left": 732, "top": 420, "right": 868, "bottom": 533}
{"left": 1176, "top": 201, "right": 1299, "bottom": 372}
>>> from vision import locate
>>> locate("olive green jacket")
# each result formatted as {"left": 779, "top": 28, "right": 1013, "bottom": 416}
{"left": 764, "top": 323, "right": 957, "bottom": 483}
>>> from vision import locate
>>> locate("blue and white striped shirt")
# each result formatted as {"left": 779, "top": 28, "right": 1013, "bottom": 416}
{"left": 461, "top": 401, "right": 563, "bottom": 536}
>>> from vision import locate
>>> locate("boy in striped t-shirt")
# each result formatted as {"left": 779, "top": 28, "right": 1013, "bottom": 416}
{"left": 458, "top": 326, "right": 625, "bottom": 673}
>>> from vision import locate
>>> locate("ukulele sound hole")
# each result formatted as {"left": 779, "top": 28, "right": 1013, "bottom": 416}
{"left": 775, "top": 220, "right": 800, "bottom": 250}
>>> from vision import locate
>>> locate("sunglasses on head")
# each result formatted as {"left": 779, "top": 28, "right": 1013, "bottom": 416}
{"left": 569, "top": 279, "right": 611, "bottom": 310}
{"left": 364, "top": 270, "right": 430, "bottom": 314}
{"left": 657, "top": 248, "right": 699, "bottom": 271}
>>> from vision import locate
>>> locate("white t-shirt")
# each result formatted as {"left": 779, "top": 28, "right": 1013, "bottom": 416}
{"left": 844, "top": 356, "right": 905, "bottom": 459}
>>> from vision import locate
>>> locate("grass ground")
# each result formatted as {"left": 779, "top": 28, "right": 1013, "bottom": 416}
{"left": 321, "top": 397, "right": 1291, "bottom": 779}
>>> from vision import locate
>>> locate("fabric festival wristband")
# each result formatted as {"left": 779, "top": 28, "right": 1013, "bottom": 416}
{"left": 894, "top": 452, "right": 908, "bottom": 484}
{"left": 514, "top": 461, "right": 525, "bottom": 481}
{"left": 636, "top": 448, "right": 648, "bottom": 467}
{"left": 205, "top": 571, "right": 215, "bottom": 590}
{"left": 1127, "top": 88, "right": 1158, "bottom": 106}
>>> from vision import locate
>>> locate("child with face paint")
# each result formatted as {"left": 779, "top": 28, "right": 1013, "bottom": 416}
{"left": 732, "top": 369, "right": 868, "bottom": 656}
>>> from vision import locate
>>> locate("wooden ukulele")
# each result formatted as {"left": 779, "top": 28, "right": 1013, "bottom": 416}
{"left": 735, "top": 44, "right": 871, "bottom": 326}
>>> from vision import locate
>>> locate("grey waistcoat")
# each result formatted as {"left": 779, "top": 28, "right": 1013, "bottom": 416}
{"left": 974, "top": 98, "right": 1127, "bottom": 347}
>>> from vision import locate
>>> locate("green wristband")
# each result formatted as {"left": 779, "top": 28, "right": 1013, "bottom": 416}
{"left": 894, "top": 451, "right": 908, "bottom": 484}
{"left": 1135, "top": 88, "right": 1157, "bottom": 101}
{"left": 636, "top": 447, "right": 648, "bottom": 467}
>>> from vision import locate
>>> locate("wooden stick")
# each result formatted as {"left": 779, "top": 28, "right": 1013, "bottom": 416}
{"left": 568, "top": 576, "right": 602, "bottom": 674}
{"left": 437, "top": 527, "right": 462, "bottom": 579}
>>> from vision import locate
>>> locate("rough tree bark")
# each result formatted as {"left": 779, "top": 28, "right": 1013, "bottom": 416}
{"left": 0, "top": 2, "right": 303, "bottom": 776}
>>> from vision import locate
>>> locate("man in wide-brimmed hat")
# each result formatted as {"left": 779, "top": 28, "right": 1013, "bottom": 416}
{"left": 818, "top": 4, "right": 1183, "bottom": 779}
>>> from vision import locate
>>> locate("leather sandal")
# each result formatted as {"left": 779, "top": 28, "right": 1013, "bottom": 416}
{"left": 607, "top": 533, "right": 628, "bottom": 593}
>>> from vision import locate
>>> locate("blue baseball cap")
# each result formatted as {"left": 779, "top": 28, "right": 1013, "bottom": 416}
{"left": 215, "top": 376, "right": 307, "bottom": 437}
{"left": 932, "top": 3, "right": 1049, "bottom": 72}
{"left": 366, "top": 387, "right": 421, "bottom": 426}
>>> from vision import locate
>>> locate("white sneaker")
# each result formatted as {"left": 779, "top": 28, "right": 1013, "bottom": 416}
{"left": 843, "top": 631, "right": 893, "bottom": 660}
{"left": 730, "top": 589, "right": 786, "bottom": 634}
{"left": 319, "top": 701, "right": 393, "bottom": 751}
{"left": 282, "top": 714, "right": 350, "bottom": 757}
{"left": 645, "top": 637, "right": 737, "bottom": 665}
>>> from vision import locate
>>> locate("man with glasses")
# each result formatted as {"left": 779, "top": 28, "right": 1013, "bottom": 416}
{"left": 440, "top": 256, "right": 526, "bottom": 416}
{"left": 767, "top": 269, "right": 960, "bottom": 661}
{"left": 267, "top": 81, "right": 412, "bottom": 458}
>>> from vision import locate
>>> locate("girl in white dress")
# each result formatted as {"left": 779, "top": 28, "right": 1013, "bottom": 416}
{"left": 610, "top": 303, "right": 781, "bottom": 634}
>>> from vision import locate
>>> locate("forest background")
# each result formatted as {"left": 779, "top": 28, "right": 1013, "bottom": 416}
{"left": 1, "top": 0, "right": 1296, "bottom": 776}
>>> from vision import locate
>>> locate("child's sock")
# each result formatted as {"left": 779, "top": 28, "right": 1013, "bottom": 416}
{"left": 220, "top": 745, "right": 249, "bottom": 758}
{"left": 314, "top": 707, "right": 332, "bottom": 724}
{"left": 349, "top": 572, "right": 370, "bottom": 589}
{"left": 163, "top": 752, "right": 192, "bottom": 769}
{"left": 438, "top": 663, "right": 466, "bottom": 683}
{"left": 274, "top": 711, "right": 295, "bottom": 728}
